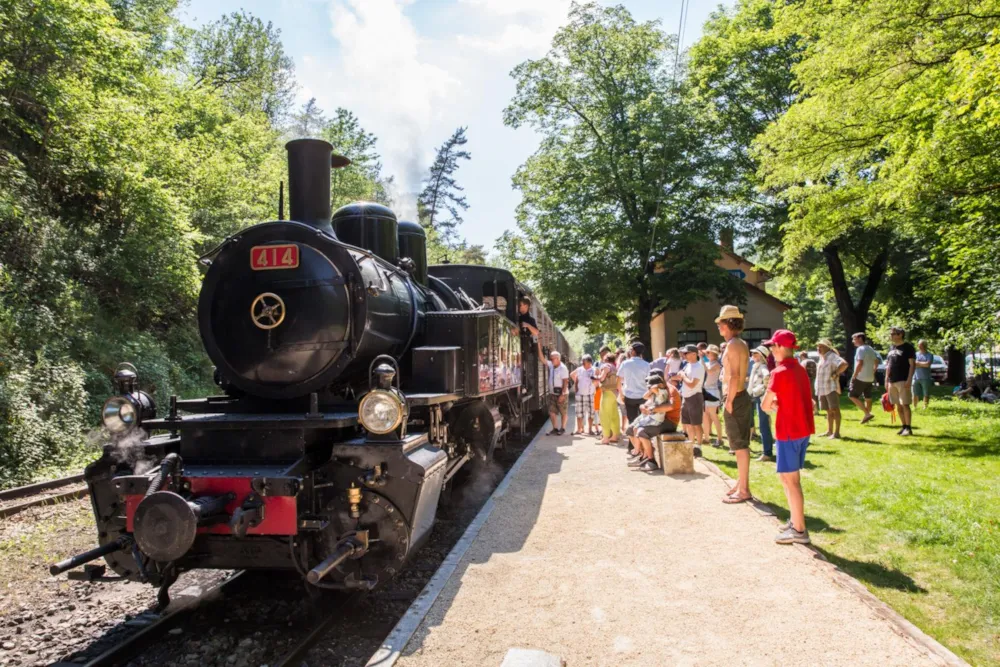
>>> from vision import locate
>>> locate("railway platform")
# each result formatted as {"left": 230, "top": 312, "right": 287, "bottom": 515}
{"left": 383, "top": 421, "right": 964, "bottom": 667}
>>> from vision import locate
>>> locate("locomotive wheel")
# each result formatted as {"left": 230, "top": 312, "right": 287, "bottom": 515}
{"left": 453, "top": 402, "right": 498, "bottom": 463}
{"left": 308, "top": 491, "right": 409, "bottom": 589}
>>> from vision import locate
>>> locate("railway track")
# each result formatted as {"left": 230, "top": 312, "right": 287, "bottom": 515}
{"left": 0, "top": 474, "right": 89, "bottom": 519}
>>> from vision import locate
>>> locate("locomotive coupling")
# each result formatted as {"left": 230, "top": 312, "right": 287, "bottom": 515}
{"left": 49, "top": 536, "right": 134, "bottom": 576}
{"left": 134, "top": 491, "right": 236, "bottom": 561}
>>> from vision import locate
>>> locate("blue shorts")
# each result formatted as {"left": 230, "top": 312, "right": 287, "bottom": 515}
{"left": 776, "top": 437, "right": 810, "bottom": 473}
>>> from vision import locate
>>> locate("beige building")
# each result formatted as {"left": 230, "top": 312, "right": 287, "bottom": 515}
{"left": 650, "top": 249, "right": 790, "bottom": 356}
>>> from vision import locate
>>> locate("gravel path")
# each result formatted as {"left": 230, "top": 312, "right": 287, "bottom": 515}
{"left": 394, "top": 431, "right": 958, "bottom": 667}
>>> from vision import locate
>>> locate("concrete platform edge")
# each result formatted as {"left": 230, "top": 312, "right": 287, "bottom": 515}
{"left": 365, "top": 422, "right": 550, "bottom": 667}
{"left": 696, "top": 456, "right": 969, "bottom": 667}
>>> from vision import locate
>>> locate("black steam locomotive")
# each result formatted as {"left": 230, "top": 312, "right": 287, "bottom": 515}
{"left": 50, "top": 139, "right": 573, "bottom": 604}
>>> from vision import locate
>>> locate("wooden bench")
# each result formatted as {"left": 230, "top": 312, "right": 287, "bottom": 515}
{"left": 655, "top": 432, "right": 694, "bottom": 474}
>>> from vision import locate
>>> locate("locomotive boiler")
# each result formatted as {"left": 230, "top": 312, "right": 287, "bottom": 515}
{"left": 51, "top": 138, "right": 572, "bottom": 604}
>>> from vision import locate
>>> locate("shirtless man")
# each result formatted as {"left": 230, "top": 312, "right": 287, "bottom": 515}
{"left": 716, "top": 305, "right": 752, "bottom": 504}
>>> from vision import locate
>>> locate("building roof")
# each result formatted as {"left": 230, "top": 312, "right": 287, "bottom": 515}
{"left": 721, "top": 248, "right": 773, "bottom": 281}
{"left": 746, "top": 282, "right": 791, "bottom": 311}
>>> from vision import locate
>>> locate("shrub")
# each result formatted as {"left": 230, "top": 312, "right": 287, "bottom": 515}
{"left": 0, "top": 354, "right": 92, "bottom": 487}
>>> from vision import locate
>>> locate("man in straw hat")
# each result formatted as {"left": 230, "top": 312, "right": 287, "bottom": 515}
{"left": 815, "top": 338, "right": 848, "bottom": 439}
{"left": 761, "top": 329, "right": 816, "bottom": 544}
{"left": 716, "top": 305, "right": 753, "bottom": 504}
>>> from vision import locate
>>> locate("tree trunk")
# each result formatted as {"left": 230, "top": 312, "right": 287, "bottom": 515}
{"left": 823, "top": 244, "right": 889, "bottom": 356}
{"left": 635, "top": 279, "right": 654, "bottom": 359}
{"left": 946, "top": 345, "right": 965, "bottom": 385}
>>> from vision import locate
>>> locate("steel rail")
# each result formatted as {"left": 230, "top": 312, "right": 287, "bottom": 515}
{"left": 0, "top": 473, "right": 86, "bottom": 501}
{"left": 271, "top": 592, "right": 366, "bottom": 667}
{"left": 76, "top": 570, "right": 247, "bottom": 667}
{"left": 0, "top": 486, "right": 89, "bottom": 519}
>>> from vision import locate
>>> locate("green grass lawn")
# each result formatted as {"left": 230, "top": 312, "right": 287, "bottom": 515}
{"left": 701, "top": 388, "right": 1000, "bottom": 666}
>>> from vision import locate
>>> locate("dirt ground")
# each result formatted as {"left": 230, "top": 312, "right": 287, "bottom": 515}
{"left": 0, "top": 498, "right": 222, "bottom": 667}
{"left": 394, "top": 430, "right": 963, "bottom": 667}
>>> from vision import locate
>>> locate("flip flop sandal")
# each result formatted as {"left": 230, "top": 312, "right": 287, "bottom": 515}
{"left": 723, "top": 494, "right": 752, "bottom": 504}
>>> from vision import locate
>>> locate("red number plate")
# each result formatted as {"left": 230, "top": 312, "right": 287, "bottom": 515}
{"left": 251, "top": 244, "right": 299, "bottom": 270}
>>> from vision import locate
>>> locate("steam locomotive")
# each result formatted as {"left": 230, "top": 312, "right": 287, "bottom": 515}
{"left": 49, "top": 139, "right": 574, "bottom": 605}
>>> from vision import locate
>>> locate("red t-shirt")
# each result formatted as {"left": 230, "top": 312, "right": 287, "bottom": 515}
{"left": 663, "top": 383, "right": 682, "bottom": 426}
{"left": 767, "top": 358, "right": 816, "bottom": 441}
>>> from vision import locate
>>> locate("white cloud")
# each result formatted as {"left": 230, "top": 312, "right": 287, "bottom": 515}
{"left": 318, "top": 0, "right": 462, "bottom": 218}
{"left": 456, "top": 0, "right": 570, "bottom": 53}
{"left": 302, "top": 0, "right": 571, "bottom": 236}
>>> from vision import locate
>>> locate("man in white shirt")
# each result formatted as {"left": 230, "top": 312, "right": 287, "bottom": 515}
{"left": 570, "top": 355, "right": 597, "bottom": 435}
{"left": 677, "top": 345, "right": 706, "bottom": 455}
{"left": 545, "top": 351, "right": 570, "bottom": 435}
{"left": 849, "top": 332, "right": 879, "bottom": 424}
{"left": 617, "top": 342, "right": 651, "bottom": 450}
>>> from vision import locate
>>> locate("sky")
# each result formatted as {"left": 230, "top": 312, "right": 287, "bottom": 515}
{"left": 180, "top": 0, "right": 732, "bottom": 252}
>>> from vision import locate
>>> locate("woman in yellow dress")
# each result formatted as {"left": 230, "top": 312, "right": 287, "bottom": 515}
{"left": 596, "top": 354, "right": 620, "bottom": 444}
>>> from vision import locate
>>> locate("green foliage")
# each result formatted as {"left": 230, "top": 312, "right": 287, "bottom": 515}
{"left": 186, "top": 10, "right": 295, "bottom": 122}
{"left": 0, "top": 0, "right": 290, "bottom": 486}
{"left": 754, "top": 0, "right": 1000, "bottom": 343}
{"left": 0, "top": 353, "right": 90, "bottom": 488}
{"left": 503, "top": 2, "right": 741, "bottom": 347}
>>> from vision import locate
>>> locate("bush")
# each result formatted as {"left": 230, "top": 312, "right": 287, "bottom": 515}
{"left": 0, "top": 354, "right": 92, "bottom": 487}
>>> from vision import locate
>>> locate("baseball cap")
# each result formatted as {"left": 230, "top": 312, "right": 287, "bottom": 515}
{"left": 763, "top": 329, "right": 798, "bottom": 349}
{"left": 630, "top": 341, "right": 645, "bottom": 353}
{"left": 682, "top": 344, "right": 699, "bottom": 354}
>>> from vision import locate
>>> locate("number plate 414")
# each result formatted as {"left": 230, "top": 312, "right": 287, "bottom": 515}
{"left": 250, "top": 244, "right": 299, "bottom": 270}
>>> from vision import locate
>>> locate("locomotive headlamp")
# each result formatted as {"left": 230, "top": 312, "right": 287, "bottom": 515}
{"left": 101, "top": 362, "right": 156, "bottom": 434}
{"left": 102, "top": 396, "right": 138, "bottom": 434}
{"left": 358, "top": 390, "right": 404, "bottom": 434}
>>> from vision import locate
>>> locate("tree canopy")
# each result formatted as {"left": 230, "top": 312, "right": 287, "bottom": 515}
{"left": 0, "top": 0, "right": 405, "bottom": 485}
{"left": 502, "top": 2, "right": 742, "bottom": 348}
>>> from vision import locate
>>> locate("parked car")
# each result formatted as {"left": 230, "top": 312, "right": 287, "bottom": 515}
{"left": 966, "top": 353, "right": 1000, "bottom": 379}
{"left": 875, "top": 354, "right": 946, "bottom": 384}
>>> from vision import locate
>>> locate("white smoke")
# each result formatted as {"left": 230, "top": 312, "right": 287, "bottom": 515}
{"left": 326, "top": 0, "right": 457, "bottom": 204}
{"left": 97, "top": 428, "right": 158, "bottom": 475}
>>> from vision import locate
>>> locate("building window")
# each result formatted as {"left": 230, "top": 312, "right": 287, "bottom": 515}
{"left": 677, "top": 330, "right": 708, "bottom": 344}
{"left": 743, "top": 328, "right": 772, "bottom": 346}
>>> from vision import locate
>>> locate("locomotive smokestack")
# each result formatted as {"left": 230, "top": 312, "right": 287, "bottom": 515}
{"left": 286, "top": 138, "right": 334, "bottom": 234}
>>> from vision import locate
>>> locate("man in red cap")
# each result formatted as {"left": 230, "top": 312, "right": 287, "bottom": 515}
{"left": 761, "top": 329, "right": 816, "bottom": 545}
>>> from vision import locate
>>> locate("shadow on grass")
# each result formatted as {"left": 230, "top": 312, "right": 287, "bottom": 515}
{"left": 811, "top": 545, "right": 928, "bottom": 594}
{"left": 763, "top": 505, "right": 844, "bottom": 534}
{"left": 710, "top": 453, "right": 823, "bottom": 470}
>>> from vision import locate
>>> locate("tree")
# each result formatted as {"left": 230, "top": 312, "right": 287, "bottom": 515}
{"left": 290, "top": 98, "right": 326, "bottom": 138}
{"left": 686, "top": 0, "right": 943, "bottom": 354}
{"left": 187, "top": 10, "right": 295, "bottom": 121}
{"left": 503, "top": 2, "right": 741, "bottom": 349}
{"left": 418, "top": 127, "right": 471, "bottom": 243}
{"left": 686, "top": 0, "right": 798, "bottom": 259}
{"left": 322, "top": 108, "right": 393, "bottom": 207}
{"left": 0, "top": 0, "right": 289, "bottom": 484}
{"left": 755, "top": 0, "right": 1000, "bottom": 345}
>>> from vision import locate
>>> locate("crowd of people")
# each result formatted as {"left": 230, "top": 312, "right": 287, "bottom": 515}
{"left": 523, "top": 301, "right": 934, "bottom": 546}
